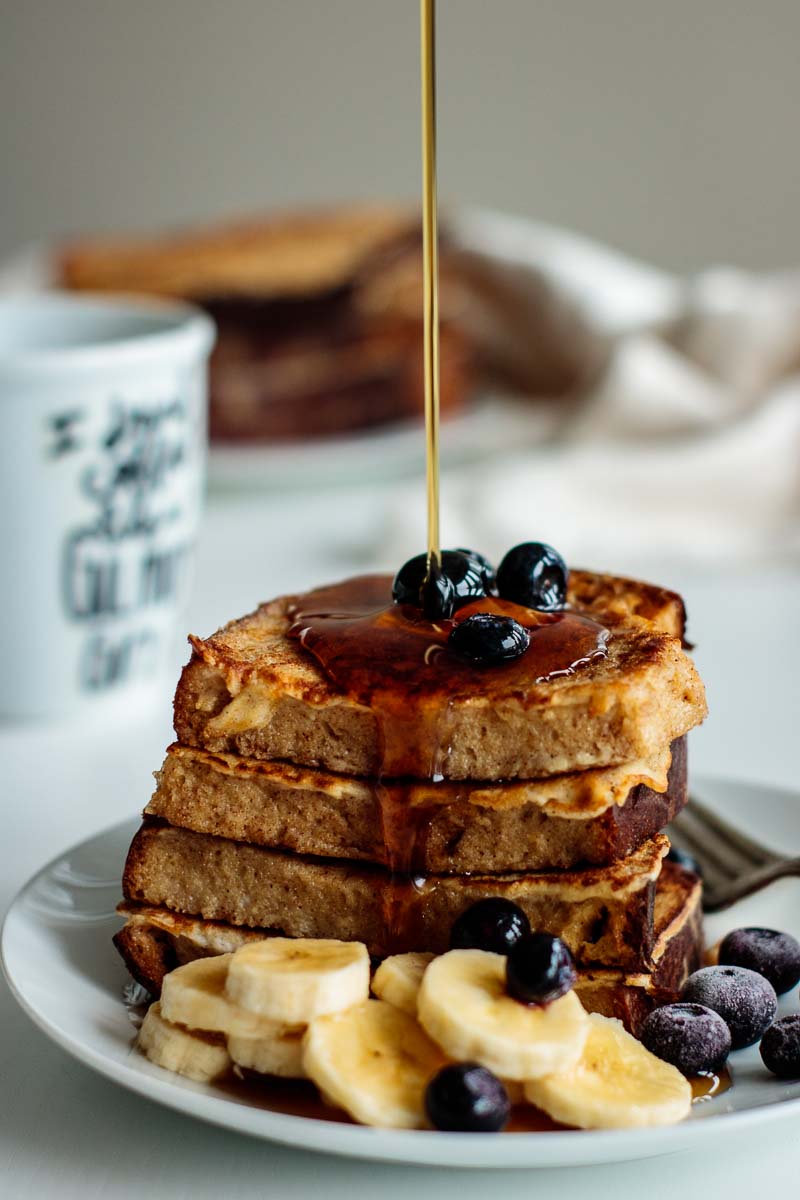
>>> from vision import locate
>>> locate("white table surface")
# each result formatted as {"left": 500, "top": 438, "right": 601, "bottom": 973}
{"left": 2, "top": 480, "right": 799, "bottom": 1198}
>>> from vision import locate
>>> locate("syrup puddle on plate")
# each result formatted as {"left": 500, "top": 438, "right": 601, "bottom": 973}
{"left": 691, "top": 1066, "right": 732, "bottom": 1104}
{"left": 217, "top": 1070, "right": 352, "bottom": 1124}
{"left": 197, "top": 1062, "right": 734, "bottom": 1131}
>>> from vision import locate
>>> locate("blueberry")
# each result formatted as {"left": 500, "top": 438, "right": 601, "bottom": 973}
{"left": 506, "top": 933, "right": 577, "bottom": 1006}
{"left": 448, "top": 613, "right": 530, "bottom": 666}
{"left": 454, "top": 548, "right": 497, "bottom": 594}
{"left": 760, "top": 1015, "right": 800, "bottom": 1079}
{"left": 419, "top": 565, "right": 457, "bottom": 621}
{"left": 496, "top": 542, "right": 568, "bottom": 611}
{"left": 682, "top": 966, "right": 777, "bottom": 1049}
{"left": 640, "top": 1003, "right": 731, "bottom": 1076}
{"left": 425, "top": 1063, "right": 510, "bottom": 1132}
{"left": 666, "top": 844, "right": 702, "bottom": 878}
{"left": 392, "top": 550, "right": 487, "bottom": 616}
{"left": 450, "top": 898, "right": 530, "bottom": 955}
{"left": 718, "top": 928, "right": 800, "bottom": 996}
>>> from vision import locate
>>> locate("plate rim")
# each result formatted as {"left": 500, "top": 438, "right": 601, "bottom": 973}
{"left": 4, "top": 775, "right": 800, "bottom": 1168}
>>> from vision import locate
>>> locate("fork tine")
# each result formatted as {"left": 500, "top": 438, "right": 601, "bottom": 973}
{"left": 666, "top": 835, "right": 722, "bottom": 908}
{"left": 667, "top": 826, "right": 737, "bottom": 911}
{"left": 687, "top": 795, "right": 775, "bottom": 869}
{"left": 671, "top": 808, "right": 749, "bottom": 879}
{"left": 702, "top": 858, "right": 800, "bottom": 912}
{"left": 667, "top": 818, "right": 737, "bottom": 888}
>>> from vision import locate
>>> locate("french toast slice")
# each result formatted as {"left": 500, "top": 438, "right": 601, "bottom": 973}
{"left": 114, "top": 861, "right": 701, "bottom": 1034}
{"left": 575, "top": 863, "right": 703, "bottom": 1033}
{"left": 59, "top": 206, "right": 420, "bottom": 301}
{"left": 121, "top": 822, "right": 669, "bottom": 969}
{"left": 146, "top": 738, "right": 686, "bottom": 873}
{"left": 173, "top": 572, "right": 705, "bottom": 780}
{"left": 60, "top": 207, "right": 478, "bottom": 444}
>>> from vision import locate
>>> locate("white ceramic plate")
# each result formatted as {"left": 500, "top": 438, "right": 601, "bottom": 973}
{"left": 207, "top": 395, "right": 548, "bottom": 491}
{"left": 3, "top": 775, "right": 800, "bottom": 1168}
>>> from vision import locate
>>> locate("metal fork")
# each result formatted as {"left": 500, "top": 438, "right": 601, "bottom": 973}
{"left": 668, "top": 795, "right": 800, "bottom": 912}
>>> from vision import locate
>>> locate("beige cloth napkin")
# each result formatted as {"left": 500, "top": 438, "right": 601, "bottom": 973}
{"left": 385, "top": 211, "right": 800, "bottom": 573}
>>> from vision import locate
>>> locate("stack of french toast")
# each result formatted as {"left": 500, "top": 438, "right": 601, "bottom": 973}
{"left": 115, "top": 559, "right": 707, "bottom": 1035}
{"left": 60, "top": 205, "right": 606, "bottom": 444}
{"left": 59, "top": 207, "right": 473, "bottom": 443}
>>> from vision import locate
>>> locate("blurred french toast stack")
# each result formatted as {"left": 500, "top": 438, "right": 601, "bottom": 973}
{"left": 115, "top": 560, "right": 707, "bottom": 1034}
{"left": 60, "top": 204, "right": 605, "bottom": 443}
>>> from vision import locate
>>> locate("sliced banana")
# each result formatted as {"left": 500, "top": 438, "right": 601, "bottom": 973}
{"left": 302, "top": 998, "right": 447, "bottom": 1128}
{"left": 228, "top": 1027, "right": 306, "bottom": 1078}
{"left": 160, "top": 954, "right": 235, "bottom": 1033}
{"left": 418, "top": 949, "right": 589, "bottom": 1081}
{"left": 524, "top": 1013, "right": 692, "bottom": 1129}
{"left": 159, "top": 952, "right": 282, "bottom": 1038}
{"left": 226, "top": 937, "right": 370, "bottom": 1025}
{"left": 137, "top": 1002, "right": 231, "bottom": 1083}
{"left": 372, "top": 952, "right": 434, "bottom": 1015}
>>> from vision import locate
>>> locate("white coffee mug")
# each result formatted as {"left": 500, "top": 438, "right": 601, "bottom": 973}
{"left": 0, "top": 292, "right": 216, "bottom": 719}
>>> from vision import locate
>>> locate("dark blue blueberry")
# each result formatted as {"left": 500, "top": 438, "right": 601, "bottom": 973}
{"left": 392, "top": 550, "right": 487, "bottom": 616}
{"left": 719, "top": 928, "right": 800, "bottom": 996}
{"left": 666, "top": 844, "right": 702, "bottom": 878}
{"left": 496, "top": 542, "right": 568, "bottom": 611}
{"left": 448, "top": 613, "right": 529, "bottom": 666}
{"left": 425, "top": 1063, "right": 511, "bottom": 1132}
{"left": 640, "top": 1003, "right": 731, "bottom": 1076}
{"left": 760, "top": 1015, "right": 800, "bottom": 1079}
{"left": 419, "top": 565, "right": 457, "bottom": 621}
{"left": 454, "top": 548, "right": 497, "bottom": 594}
{"left": 506, "top": 933, "right": 577, "bottom": 1006}
{"left": 682, "top": 966, "right": 777, "bottom": 1049}
{"left": 450, "top": 898, "right": 530, "bottom": 956}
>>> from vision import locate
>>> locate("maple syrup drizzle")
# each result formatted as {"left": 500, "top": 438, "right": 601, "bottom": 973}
{"left": 217, "top": 1070, "right": 353, "bottom": 1124}
{"left": 212, "top": 1064, "right": 733, "bottom": 1128}
{"left": 288, "top": 575, "right": 609, "bottom": 780}
{"left": 691, "top": 1066, "right": 732, "bottom": 1103}
{"left": 420, "top": 0, "right": 441, "bottom": 576}
{"left": 288, "top": 574, "right": 609, "bottom": 945}
{"left": 286, "top": 4, "right": 610, "bottom": 947}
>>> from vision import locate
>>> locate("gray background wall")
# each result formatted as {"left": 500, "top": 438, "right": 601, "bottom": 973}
{"left": 1, "top": 0, "right": 798, "bottom": 272}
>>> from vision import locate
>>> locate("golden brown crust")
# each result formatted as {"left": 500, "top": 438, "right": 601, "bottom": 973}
{"left": 568, "top": 570, "right": 686, "bottom": 641}
{"left": 121, "top": 822, "right": 668, "bottom": 969}
{"left": 114, "top": 860, "right": 702, "bottom": 1031}
{"left": 113, "top": 909, "right": 268, "bottom": 996}
{"left": 172, "top": 573, "right": 706, "bottom": 780}
{"left": 59, "top": 206, "right": 420, "bottom": 301}
{"left": 574, "top": 861, "right": 703, "bottom": 1033}
{"left": 146, "top": 738, "right": 686, "bottom": 872}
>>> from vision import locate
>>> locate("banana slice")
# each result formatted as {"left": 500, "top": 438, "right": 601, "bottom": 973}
{"left": 226, "top": 937, "right": 370, "bottom": 1025}
{"left": 418, "top": 949, "right": 588, "bottom": 1081}
{"left": 160, "top": 954, "right": 235, "bottom": 1033}
{"left": 524, "top": 1013, "right": 692, "bottom": 1129}
{"left": 159, "top": 953, "right": 283, "bottom": 1038}
{"left": 302, "top": 998, "right": 447, "bottom": 1128}
{"left": 228, "top": 1027, "right": 306, "bottom": 1078}
{"left": 372, "top": 952, "right": 434, "bottom": 1015}
{"left": 137, "top": 1002, "right": 231, "bottom": 1083}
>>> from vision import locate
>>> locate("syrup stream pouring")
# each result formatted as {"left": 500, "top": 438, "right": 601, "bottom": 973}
{"left": 420, "top": 0, "right": 441, "bottom": 581}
